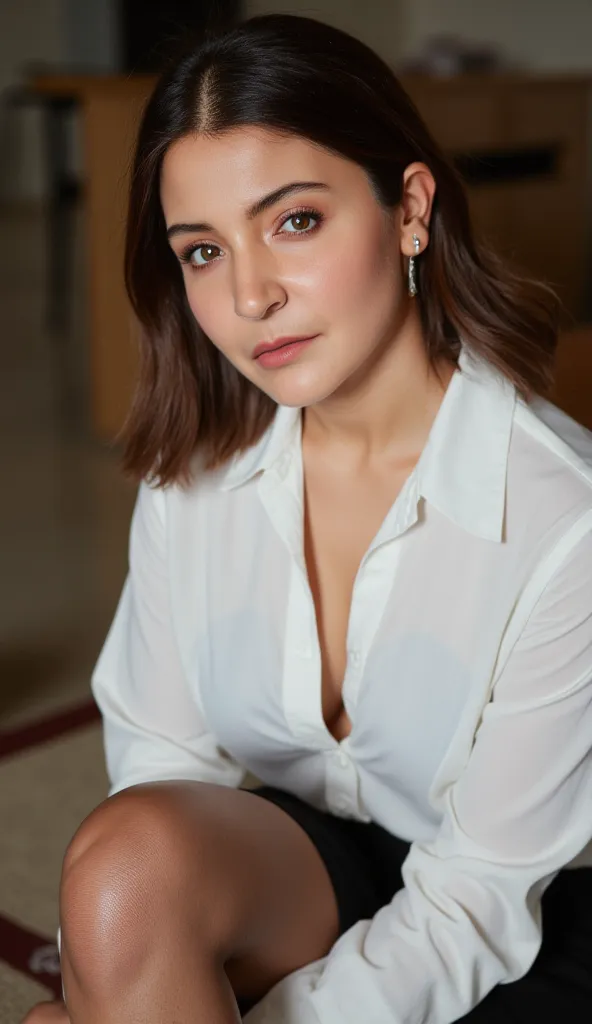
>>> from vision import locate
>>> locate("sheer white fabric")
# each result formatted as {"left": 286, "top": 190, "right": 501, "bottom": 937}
{"left": 59, "top": 347, "right": 592, "bottom": 1024}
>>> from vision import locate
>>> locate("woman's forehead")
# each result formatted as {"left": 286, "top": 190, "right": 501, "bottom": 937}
{"left": 160, "top": 128, "right": 356, "bottom": 218}
{"left": 163, "top": 127, "right": 337, "bottom": 181}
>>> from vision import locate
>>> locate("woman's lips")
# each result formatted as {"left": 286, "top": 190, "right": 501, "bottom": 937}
{"left": 254, "top": 335, "right": 319, "bottom": 368}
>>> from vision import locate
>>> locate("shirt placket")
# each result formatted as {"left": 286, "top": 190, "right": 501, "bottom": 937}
{"left": 258, "top": 454, "right": 328, "bottom": 747}
{"left": 258, "top": 450, "right": 422, "bottom": 820}
{"left": 329, "top": 477, "right": 420, "bottom": 818}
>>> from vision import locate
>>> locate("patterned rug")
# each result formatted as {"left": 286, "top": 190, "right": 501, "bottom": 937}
{"left": 0, "top": 699, "right": 106, "bottom": 1022}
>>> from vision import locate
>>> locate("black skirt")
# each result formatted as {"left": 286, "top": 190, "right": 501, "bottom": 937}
{"left": 238, "top": 784, "right": 592, "bottom": 1022}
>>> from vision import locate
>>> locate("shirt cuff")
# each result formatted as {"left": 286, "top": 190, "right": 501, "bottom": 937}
{"left": 242, "top": 960, "right": 324, "bottom": 1024}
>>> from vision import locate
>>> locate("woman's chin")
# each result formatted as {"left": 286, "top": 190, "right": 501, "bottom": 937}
{"left": 262, "top": 380, "right": 338, "bottom": 408}
{"left": 253, "top": 367, "right": 344, "bottom": 408}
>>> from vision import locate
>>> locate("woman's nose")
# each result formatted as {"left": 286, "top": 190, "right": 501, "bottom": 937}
{"left": 232, "top": 254, "right": 287, "bottom": 320}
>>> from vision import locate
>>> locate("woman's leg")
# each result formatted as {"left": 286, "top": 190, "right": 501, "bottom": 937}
{"left": 21, "top": 1005, "right": 69, "bottom": 1024}
{"left": 56, "top": 780, "right": 340, "bottom": 1024}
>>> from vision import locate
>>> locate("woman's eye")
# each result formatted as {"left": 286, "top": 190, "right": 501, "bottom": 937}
{"left": 280, "top": 211, "right": 319, "bottom": 233}
{"left": 179, "top": 209, "right": 321, "bottom": 272}
{"left": 187, "top": 244, "right": 221, "bottom": 269}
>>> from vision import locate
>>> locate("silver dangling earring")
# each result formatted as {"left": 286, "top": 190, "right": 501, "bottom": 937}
{"left": 408, "top": 233, "right": 421, "bottom": 297}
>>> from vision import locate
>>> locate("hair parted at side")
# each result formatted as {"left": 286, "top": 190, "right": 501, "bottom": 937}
{"left": 121, "top": 12, "right": 560, "bottom": 488}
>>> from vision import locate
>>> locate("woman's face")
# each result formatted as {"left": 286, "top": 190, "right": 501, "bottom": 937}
{"left": 161, "top": 127, "right": 413, "bottom": 408}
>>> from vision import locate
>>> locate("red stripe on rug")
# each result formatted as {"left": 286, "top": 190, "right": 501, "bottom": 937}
{"left": 0, "top": 699, "right": 101, "bottom": 761}
{"left": 0, "top": 913, "right": 62, "bottom": 997}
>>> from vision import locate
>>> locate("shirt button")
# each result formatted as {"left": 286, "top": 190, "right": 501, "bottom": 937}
{"left": 334, "top": 749, "right": 349, "bottom": 768}
{"left": 349, "top": 649, "right": 361, "bottom": 666}
{"left": 335, "top": 796, "right": 350, "bottom": 812}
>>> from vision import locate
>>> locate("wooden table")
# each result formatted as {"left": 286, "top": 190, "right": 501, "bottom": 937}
{"left": 31, "top": 72, "right": 592, "bottom": 441}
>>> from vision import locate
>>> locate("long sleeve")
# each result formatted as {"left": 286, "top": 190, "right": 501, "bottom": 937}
{"left": 245, "top": 516, "right": 592, "bottom": 1024}
{"left": 91, "top": 480, "right": 246, "bottom": 797}
{"left": 57, "top": 480, "right": 246, "bottom": 995}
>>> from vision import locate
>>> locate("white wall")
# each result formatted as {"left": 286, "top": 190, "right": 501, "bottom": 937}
{"left": 63, "top": 0, "right": 119, "bottom": 71}
{"left": 0, "top": 0, "right": 118, "bottom": 203}
{"left": 246, "top": 1, "right": 592, "bottom": 72}
{"left": 245, "top": 1, "right": 405, "bottom": 65}
{"left": 400, "top": 0, "right": 592, "bottom": 71}
{"left": 0, "top": 0, "right": 65, "bottom": 201}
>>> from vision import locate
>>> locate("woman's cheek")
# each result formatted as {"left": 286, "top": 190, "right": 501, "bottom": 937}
{"left": 186, "top": 288, "right": 242, "bottom": 363}
{"left": 185, "top": 285, "right": 217, "bottom": 335}
{"left": 318, "top": 233, "right": 377, "bottom": 306}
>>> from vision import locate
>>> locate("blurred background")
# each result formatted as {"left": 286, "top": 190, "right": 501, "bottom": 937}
{"left": 1, "top": 2, "right": 591, "bottom": 1018}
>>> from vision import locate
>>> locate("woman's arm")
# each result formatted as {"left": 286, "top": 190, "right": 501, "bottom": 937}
{"left": 91, "top": 479, "right": 246, "bottom": 797}
{"left": 245, "top": 513, "right": 592, "bottom": 1024}
{"left": 56, "top": 480, "right": 246, "bottom": 997}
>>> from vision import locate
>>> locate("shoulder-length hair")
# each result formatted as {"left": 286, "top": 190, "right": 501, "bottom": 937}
{"left": 122, "top": 13, "right": 560, "bottom": 487}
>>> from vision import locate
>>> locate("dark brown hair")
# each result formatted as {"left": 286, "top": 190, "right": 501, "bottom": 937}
{"left": 122, "top": 13, "right": 560, "bottom": 487}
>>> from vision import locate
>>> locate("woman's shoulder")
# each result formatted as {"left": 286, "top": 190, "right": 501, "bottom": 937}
{"left": 148, "top": 406, "right": 288, "bottom": 516}
{"left": 509, "top": 396, "right": 592, "bottom": 528}
{"left": 514, "top": 396, "right": 592, "bottom": 477}
{"left": 139, "top": 446, "right": 258, "bottom": 543}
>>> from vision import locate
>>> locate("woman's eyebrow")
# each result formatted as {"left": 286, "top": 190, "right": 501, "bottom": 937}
{"left": 166, "top": 181, "right": 330, "bottom": 239}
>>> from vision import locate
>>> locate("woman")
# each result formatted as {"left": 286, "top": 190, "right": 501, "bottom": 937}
{"left": 25, "top": 13, "right": 592, "bottom": 1024}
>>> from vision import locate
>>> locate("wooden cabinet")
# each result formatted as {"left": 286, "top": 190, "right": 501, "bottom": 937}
{"left": 403, "top": 75, "right": 591, "bottom": 319}
{"left": 551, "top": 326, "right": 592, "bottom": 431}
{"left": 33, "top": 75, "right": 154, "bottom": 440}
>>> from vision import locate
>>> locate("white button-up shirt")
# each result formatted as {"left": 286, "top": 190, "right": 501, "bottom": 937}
{"left": 80, "top": 345, "right": 592, "bottom": 1023}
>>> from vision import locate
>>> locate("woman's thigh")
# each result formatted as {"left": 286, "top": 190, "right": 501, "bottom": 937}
{"left": 60, "top": 780, "right": 340, "bottom": 1006}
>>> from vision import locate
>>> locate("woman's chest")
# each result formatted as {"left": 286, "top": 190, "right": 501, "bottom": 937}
{"left": 302, "top": 462, "right": 413, "bottom": 741}
{"left": 190, "top": 491, "right": 514, "bottom": 789}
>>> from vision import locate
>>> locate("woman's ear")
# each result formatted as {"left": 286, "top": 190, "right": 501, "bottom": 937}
{"left": 399, "top": 162, "right": 436, "bottom": 257}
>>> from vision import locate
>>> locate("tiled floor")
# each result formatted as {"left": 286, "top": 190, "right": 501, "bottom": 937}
{"left": 0, "top": 203, "right": 137, "bottom": 731}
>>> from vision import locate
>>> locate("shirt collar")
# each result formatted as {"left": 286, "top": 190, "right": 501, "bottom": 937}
{"left": 417, "top": 345, "right": 516, "bottom": 542}
{"left": 218, "top": 401, "right": 301, "bottom": 491}
{"left": 219, "top": 343, "right": 515, "bottom": 542}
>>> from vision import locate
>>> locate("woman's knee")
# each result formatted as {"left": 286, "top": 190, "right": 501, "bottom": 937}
{"left": 59, "top": 783, "right": 226, "bottom": 988}
{"left": 21, "top": 1002, "right": 70, "bottom": 1024}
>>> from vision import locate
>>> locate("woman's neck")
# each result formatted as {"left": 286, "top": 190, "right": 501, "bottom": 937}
{"left": 302, "top": 318, "right": 456, "bottom": 470}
